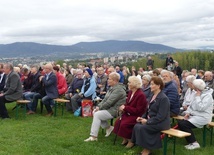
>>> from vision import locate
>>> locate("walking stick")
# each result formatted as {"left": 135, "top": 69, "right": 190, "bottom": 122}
{"left": 113, "top": 112, "right": 122, "bottom": 145}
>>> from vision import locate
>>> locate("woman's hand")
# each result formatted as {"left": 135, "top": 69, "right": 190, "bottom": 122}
{"left": 119, "top": 105, "right": 125, "bottom": 111}
{"left": 184, "top": 113, "right": 190, "bottom": 120}
{"left": 93, "top": 107, "right": 99, "bottom": 114}
{"left": 140, "top": 118, "right": 147, "bottom": 124}
{"left": 136, "top": 117, "right": 142, "bottom": 122}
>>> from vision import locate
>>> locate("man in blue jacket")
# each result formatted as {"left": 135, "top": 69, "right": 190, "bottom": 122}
{"left": 161, "top": 70, "right": 180, "bottom": 117}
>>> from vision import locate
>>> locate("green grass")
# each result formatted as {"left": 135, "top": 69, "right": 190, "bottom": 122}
{"left": 0, "top": 103, "right": 213, "bottom": 155}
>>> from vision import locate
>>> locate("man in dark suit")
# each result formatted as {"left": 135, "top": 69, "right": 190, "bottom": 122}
{"left": 40, "top": 63, "right": 58, "bottom": 116}
{"left": 0, "top": 63, "right": 23, "bottom": 119}
{"left": 0, "top": 63, "right": 7, "bottom": 92}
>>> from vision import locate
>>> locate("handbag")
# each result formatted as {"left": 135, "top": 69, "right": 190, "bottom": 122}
{"left": 81, "top": 99, "right": 93, "bottom": 117}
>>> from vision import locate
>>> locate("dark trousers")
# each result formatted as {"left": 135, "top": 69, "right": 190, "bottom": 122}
{"left": 178, "top": 119, "right": 197, "bottom": 143}
{"left": 42, "top": 95, "right": 54, "bottom": 113}
{"left": 0, "top": 96, "right": 11, "bottom": 118}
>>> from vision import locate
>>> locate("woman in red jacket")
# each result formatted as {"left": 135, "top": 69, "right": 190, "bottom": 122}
{"left": 113, "top": 76, "right": 148, "bottom": 148}
{"left": 53, "top": 66, "right": 67, "bottom": 95}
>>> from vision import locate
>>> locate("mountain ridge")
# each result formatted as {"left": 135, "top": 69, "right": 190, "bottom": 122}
{"left": 0, "top": 40, "right": 181, "bottom": 58}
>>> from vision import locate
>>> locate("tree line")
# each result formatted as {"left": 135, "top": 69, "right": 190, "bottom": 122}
{"left": 57, "top": 51, "right": 213, "bottom": 71}
{"left": 130, "top": 51, "right": 214, "bottom": 71}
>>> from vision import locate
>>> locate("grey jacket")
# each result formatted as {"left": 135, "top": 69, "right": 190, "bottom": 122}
{"left": 98, "top": 83, "right": 126, "bottom": 117}
{"left": 186, "top": 88, "right": 213, "bottom": 128}
{"left": 4, "top": 71, "right": 23, "bottom": 101}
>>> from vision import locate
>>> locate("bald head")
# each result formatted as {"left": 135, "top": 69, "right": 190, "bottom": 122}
{"left": 204, "top": 71, "right": 213, "bottom": 81}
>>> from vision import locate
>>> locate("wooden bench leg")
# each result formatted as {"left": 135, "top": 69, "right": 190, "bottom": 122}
{"left": 54, "top": 101, "right": 57, "bottom": 117}
{"left": 15, "top": 104, "right": 19, "bottom": 119}
{"left": 61, "top": 103, "right": 64, "bottom": 116}
{"left": 163, "top": 135, "right": 168, "bottom": 155}
{"left": 163, "top": 134, "right": 177, "bottom": 155}
{"left": 210, "top": 127, "right": 213, "bottom": 145}
{"left": 203, "top": 125, "right": 207, "bottom": 147}
{"left": 15, "top": 104, "right": 27, "bottom": 119}
{"left": 40, "top": 100, "right": 43, "bottom": 114}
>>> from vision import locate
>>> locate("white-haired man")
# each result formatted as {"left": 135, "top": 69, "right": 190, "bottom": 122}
{"left": 204, "top": 71, "right": 214, "bottom": 98}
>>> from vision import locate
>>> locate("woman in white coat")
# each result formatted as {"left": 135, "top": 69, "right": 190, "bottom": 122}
{"left": 178, "top": 79, "right": 213, "bottom": 150}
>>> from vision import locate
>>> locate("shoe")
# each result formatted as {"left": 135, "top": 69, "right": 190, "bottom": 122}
{"left": 27, "top": 110, "right": 35, "bottom": 115}
{"left": 121, "top": 140, "right": 128, "bottom": 145}
{"left": 125, "top": 142, "right": 134, "bottom": 148}
{"left": 185, "top": 142, "right": 200, "bottom": 150}
{"left": 45, "top": 112, "right": 53, "bottom": 116}
{"left": 105, "top": 126, "right": 114, "bottom": 137}
{"left": 84, "top": 136, "right": 98, "bottom": 142}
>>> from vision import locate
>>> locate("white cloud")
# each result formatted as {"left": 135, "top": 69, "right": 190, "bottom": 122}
{"left": 0, "top": 0, "right": 214, "bottom": 49}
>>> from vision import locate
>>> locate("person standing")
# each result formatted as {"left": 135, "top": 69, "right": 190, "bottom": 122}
{"left": 146, "top": 56, "right": 154, "bottom": 70}
{"left": 0, "top": 63, "right": 23, "bottom": 119}
{"left": 165, "top": 54, "right": 174, "bottom": 70}
{"left": 173, "top": 61, "right": 182, "bottom": 86}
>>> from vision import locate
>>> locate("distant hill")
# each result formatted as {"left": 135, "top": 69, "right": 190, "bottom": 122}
{"left": 0, "top": 40, "right": 181, "bottom": 58}
{"left": 73, "top": 40, "right": 180, "bottom": 53}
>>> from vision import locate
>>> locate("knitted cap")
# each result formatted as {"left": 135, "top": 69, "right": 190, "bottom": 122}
{"left": 85, "top": 68, "right": 93, "bottom": 76}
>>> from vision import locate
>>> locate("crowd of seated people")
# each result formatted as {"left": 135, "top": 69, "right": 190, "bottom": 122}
{"left": 0, "top": 60, "right": 213, "bottom": 154}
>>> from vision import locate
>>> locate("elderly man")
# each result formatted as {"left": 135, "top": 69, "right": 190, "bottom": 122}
{"left": 204, "top": 71, "right": 214, "bottom": 98}
{"left": 0, "top": 63, "right": 23, "bottom": 119}
{"left": 96, "top": 66, "right": 108, "bottom": 99}
{"left": 84, "top": 72, "right": 126, "bottom": 142}
{"left": 161, "top": 70, "right": 180, "bottom": 117}
{"left": 115, "top": 65, "right": 124, "bottom": 83}
{"left": 191, "top": 68, "right": 200, "bottom": 79}
{"left": 40, "top": 63, "right": 58, "bottom": 116}
{"left": 65, "top": 69, "right": 84, "bottom": 112}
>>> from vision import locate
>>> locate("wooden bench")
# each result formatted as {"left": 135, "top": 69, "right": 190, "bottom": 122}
{"left": 53, "top": 98, "right": 70, "bottom": 116}
{"left": 161, "top": 128, "right": 191, "bottom": 155}
{"left": 15, "top": 100, "right": 31, "bottom": 119}
{"left": 40, "top": 98, "right": 70, "bottom": 116}
{"left": 173, "top": 115, "right": 184, "bottom": 120}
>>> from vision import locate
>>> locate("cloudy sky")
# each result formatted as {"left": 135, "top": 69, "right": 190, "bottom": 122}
{"left": 0, "top": 0, "right": 214, "bottom": 49}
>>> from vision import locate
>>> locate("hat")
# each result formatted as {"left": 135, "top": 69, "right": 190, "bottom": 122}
{"left": 85, "top": 68, "right": 93, "bottom": 76}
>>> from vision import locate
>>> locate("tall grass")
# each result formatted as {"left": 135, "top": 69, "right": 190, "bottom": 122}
{"left": 0, "top": 102, "right": 213, "bottom": 155}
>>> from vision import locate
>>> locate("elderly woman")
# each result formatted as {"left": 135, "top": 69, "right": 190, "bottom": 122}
{"left": 130, "top": 76, "right": 170, "bottom": 155}
{"left": 142, "top": 75, "right": 152, "bottom": 102}
{"left": 178, "top": 79, "right": 213, "bottom": 150}
{"left": 113, "top": 76, "right": 148, "bottom": 148}
{"left": 180, "top": 75, "right": 196, "bottom": 115}
{"left": 84, "top": 72, "right": 126, "bottom": 142}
